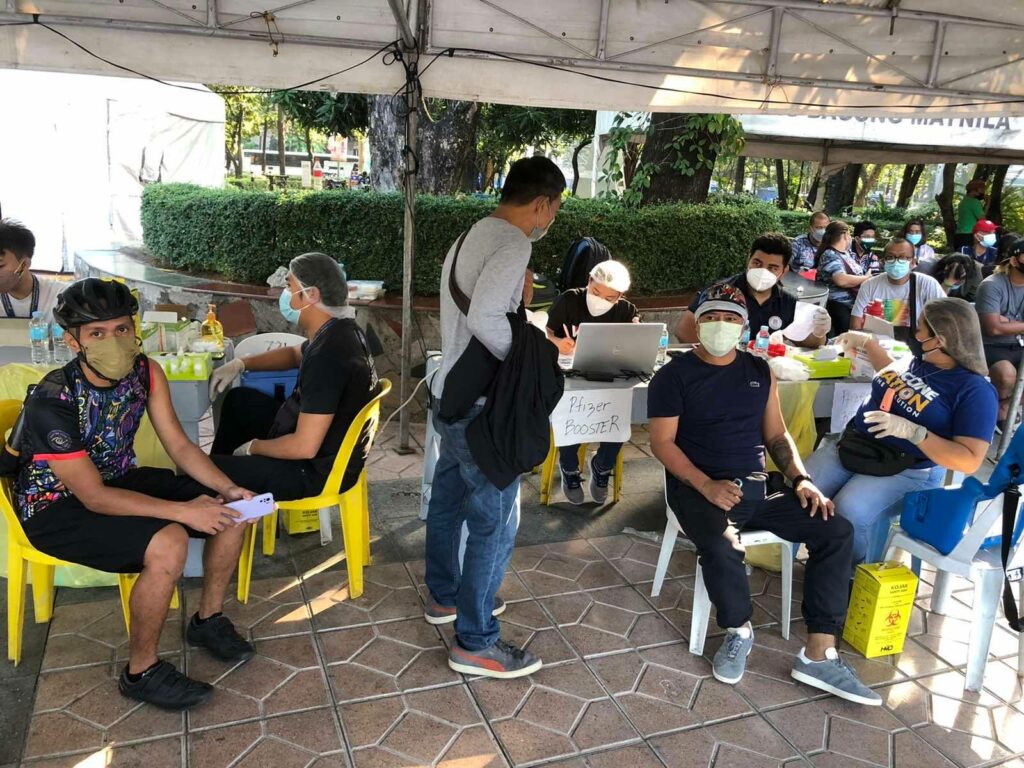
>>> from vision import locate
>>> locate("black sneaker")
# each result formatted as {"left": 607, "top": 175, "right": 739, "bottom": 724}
{"left": 186, "top": 613, "right": 255, "bottom": 662}
{"left": 588, "top": 455, "right": 612, "bottom": 505}
{"left": 560, "top": 465, "right": 585, "bottom": 505}
{"left": 118, "top": 660, "right": 212, "bottom": 710}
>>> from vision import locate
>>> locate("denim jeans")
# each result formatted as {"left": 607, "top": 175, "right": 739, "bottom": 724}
{"left": 805, "top": 436, "right": 945, "bottom": 565}
{"left": 424, "top": 405, "right": 521, "bottom": 651}
{"left": 558, "top": 442, "right": 623, "bottom": 473}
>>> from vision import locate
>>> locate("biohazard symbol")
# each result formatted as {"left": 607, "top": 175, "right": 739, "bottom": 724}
{"left": 884, "top": 609, "right": 902, "bottom": 627}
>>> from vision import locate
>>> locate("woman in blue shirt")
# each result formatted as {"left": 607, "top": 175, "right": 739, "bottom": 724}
{"left": 815, "top": 221, "right": 871, "bottom": 334}
{"left": 804, "top": 297, "right": 997, "bottom": 565}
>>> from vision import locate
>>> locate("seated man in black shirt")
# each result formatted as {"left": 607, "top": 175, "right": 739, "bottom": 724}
{"left": 648, "top": 282, "right": 879, "bottom": 705}
{"left": 675, "top": 233, "right": 830, "bottom": 348}
{"left": 210, "top": 252, "right": 380, "bottom": 500}
{"left": 546, "top": 260, "right": 639, "bottom": 505}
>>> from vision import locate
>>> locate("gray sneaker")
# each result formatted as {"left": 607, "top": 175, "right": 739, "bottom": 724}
{"left": 790, "top": 648, "right": 882, "bottom": 706}
{"left": 423, "top": 596, "right": 507, "bottom": 626}
{"left": 588, "top": 456, "right": 611, "bottom": 505}
{"left": 712, "top": 627, "right": 754, "bottom": 684}
{"left": 448, "top": 638, "right": 542, "bottom": 679}
{"left": 560, "top": 465, "right": 585, "bottom": 505}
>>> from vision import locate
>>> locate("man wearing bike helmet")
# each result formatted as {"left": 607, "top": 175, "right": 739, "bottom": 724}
{"left": 8, "top": 278, "right": 257, "bottom": 710}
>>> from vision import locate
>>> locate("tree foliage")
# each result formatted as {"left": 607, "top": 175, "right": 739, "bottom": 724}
{"left": 268, "top": 91, "right": 370, "bottom": 138}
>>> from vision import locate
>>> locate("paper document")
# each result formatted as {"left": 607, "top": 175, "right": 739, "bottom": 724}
{"left": 782, "top": 302, "right": 818, "bottom": 341}
{"left": 830, "top": 382, "right": 873, "bottom": 433}
{"left": 864, "top": 315, "right": 895, "bottom": 338}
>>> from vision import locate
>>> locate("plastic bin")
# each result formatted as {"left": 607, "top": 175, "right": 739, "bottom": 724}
{"left": 240, "top": 369, "right": 299, "bottom": 401}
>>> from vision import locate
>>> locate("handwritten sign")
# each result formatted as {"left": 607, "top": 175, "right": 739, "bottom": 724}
{"left": 549, "top": 388, "right": 632, "bottom": 447}
{"left": 830, "top": 382, "right": 872, "bottom": 433}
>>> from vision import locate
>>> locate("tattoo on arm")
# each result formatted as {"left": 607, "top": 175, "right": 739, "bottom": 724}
{"left": 767, "top": 435, "right": 796, "bottom": 475}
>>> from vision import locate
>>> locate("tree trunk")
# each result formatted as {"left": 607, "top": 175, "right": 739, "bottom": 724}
{"left": 824, "top": 163, "right": 862, "bottom": 215}
{"left": 733, "top": 156, "right": 746, "bottom": 194}
{"left": 639, "top": 112, "right": 717, "bottom": 205}
{"left": 570, "top": 138, "right": 590, "bottom": 196}
{"left": 987, "top": 164, "right": 1009, "bottom": 224}
{"left": 854, "top": 164, "right": 884, "bottom": 208}
{"left": 276, "top": 105, "right": 287, "bottom": 182}
{"left": 936, "top": 162, "right": 958, "bottom": 245}
{"left": 417, "top": 101, "right": 481, "bottom": 195}
{"left": 794, "top": 161, "right": 806, "bottom": 206}
{"left": 805, "top": 164, "right": 822, "bottom": 210}
{"left": 896, "top": 164, "right": 924, "bottom": 209}
{"left": 368, "top": 95, "right": 402, "bottom": 192}
{"left": 973, "top": 163, "right": 997, "bottom": 182}
{"left": 775, "top": 158, "right": 788, "bottom": 210}
{"left": 261, "top": 121, "right": 269, "bottom": 175}
{"left": 232, "top": 112, "right": 244, "bottom": 178}
{"left": 305, "top": 126, "right": 313, "bottom": 165}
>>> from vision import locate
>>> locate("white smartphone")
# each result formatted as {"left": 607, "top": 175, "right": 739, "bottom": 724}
{"left": 225, "top": 493, "right": 275, "bottom": 521}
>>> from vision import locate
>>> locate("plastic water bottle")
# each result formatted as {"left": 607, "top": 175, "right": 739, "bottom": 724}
{"left": 657, "top": 324, "right": 669, "bottom": 366}
{"left": 754, "top": 325, "right": 771, "bottom": 358}
{"left": 29, "top": 311, "right": 50, "bottom": 365}
{"left": 51, "top": 325, "right": 70, "bottom": 364}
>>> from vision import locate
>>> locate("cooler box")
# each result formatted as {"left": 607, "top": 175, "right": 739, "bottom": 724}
{"left": 842, "top": 562, "right": 918, "bottom": 658}
{"left": 240, "top": 369, "right": 299, "bottom": 400}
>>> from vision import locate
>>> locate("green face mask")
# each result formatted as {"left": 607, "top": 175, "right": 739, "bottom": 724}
{"left": 79, "top": 335, "right": 140, "bottom": 382}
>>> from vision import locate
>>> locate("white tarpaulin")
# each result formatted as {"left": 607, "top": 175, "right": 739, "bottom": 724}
{"left": 2, "top": 1, "right": 1024, "bottom": 117}
{"left": 0, "top": 70, "right": 223, "bottom": 272}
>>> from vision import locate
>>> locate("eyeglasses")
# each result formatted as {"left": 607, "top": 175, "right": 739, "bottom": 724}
{"left": 881, "top": 257, "right": 911, "bottom": 265}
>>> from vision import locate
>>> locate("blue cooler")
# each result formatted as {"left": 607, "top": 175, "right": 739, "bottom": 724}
{"left": 239, "top": 369, "right": 299, "bottom": 401}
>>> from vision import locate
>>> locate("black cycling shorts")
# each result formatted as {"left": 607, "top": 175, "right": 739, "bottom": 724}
{"left": 21, "top": 467, "right": 214, "bottom": 574}
{"left": 984, "top": 344, "right": 1023, "bottom": 370}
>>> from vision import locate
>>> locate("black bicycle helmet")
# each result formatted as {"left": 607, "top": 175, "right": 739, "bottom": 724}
{"left": 53, "top": 278, "right": 139, "bottom": 330}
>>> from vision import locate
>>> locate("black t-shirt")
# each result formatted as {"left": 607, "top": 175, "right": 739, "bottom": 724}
{"left": 269, "top": 318, "right": 380, "bottom": 489}
{"left": 647, "top": 350, "right": 771, "bottom": 482}
{"left": 687, "top": 273, "right": 797, "bottom": 335}
{"left": 546, "top": 288, "right": 640, "bottom": 338}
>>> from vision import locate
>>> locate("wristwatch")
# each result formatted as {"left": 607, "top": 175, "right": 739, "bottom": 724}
{"left": 791, "top": 474, "right": 813, "bottom": 491}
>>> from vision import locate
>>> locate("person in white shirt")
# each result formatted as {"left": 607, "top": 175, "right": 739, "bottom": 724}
{"left": 0, "top": 219, "right": 63, "bottom": 320}
{"left": 851, "top": 238, "right": 945, "bottom": 346}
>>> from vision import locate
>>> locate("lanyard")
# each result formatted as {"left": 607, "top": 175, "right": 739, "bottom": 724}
{"left": 2, "top": 274, "right": 39, "bottom": 318}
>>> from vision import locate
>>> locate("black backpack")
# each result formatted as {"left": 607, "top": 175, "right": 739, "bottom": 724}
{"left": 558, "top": 237, "right": 609, "bottom": 291}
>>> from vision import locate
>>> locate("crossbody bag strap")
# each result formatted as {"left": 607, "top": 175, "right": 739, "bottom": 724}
{"left": 448, "top": 231, "right": 472, "bottom": 316}
{"left": 1002, "top": 467, "right": 1023, "bottom": 632}
{"left": 909, "top": 272, "right": 917, "bottom": 335}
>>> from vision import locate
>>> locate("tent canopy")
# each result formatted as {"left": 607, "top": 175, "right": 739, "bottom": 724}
{"left": 3, "top": 1, "right": 1024, "bottom": 117}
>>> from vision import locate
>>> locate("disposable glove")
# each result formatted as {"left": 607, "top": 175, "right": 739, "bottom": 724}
{"left": 811, "top": 306, "right": 832, "bottom": 337}
{"left": 233, "top": 439, "right": 254, "bottom": 456}
{"left": 863, "top": 410, "right": 927, "bottom": 445}
{"left": 209, "top": 358, "right": 245, "bottom": 398}
{"left": 834, "top": 331, "right": 871, "bottom": 356}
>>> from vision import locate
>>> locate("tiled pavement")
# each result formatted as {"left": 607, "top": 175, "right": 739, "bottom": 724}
{"left": 12, "top": 531, "right": 1024, "bottom": 768}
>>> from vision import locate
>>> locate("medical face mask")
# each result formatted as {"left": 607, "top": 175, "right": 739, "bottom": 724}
{"left": 529, "top": 202, "right": 555, "bottom": 242}
{"left": 745, "top": 268, "right": 778, "bottom": 292}
{"left": 915, "top": 333, "right": 945, "bottom": 363}
{"left": 859, "top": 238, "right": 876, "bottom": 249}
{"left": 0, "top": 261, "right": 26, "bottom": 294}
{"left": 279, "top": 286, "right": 313, "bottom": 324}
{"left": 906, "top": 233, "right": 923, "bottom": 246}
{"left": 698, "top": 320, "right": 744, "bottom": 357}
{"left": 982, "top": 233, "right": 997, "bottom": 247}
{"left": 811, "top": 227, "right": 826, "bottom": 241}
{"left": 585, "top": 292, "right": 615, "bottom": 316}
{"left": 884, "top": 260, "right": 911, "bottom": 280}
{"left": 79, "top": 334, "right": 140, "bottom": 382}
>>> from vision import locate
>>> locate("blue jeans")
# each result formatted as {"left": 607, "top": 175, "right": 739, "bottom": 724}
{"left": 558, "top": 442, "right": 623, "bottom": 473}
{"left": 424, "top": 405, "right": 521, "bottom": 651}
{"left": 805, "top": 437, "right": 945, "bottom": 565}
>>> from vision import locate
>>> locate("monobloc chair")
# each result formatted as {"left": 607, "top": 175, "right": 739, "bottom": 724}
{"left": 251, "top": 379, "right": 391, "bottom": 598}
{"left": 539, "top": 431, "right": 626, "bottom": 505}
{"left": 651, "top": 480, "right": 796, "bottom": 655}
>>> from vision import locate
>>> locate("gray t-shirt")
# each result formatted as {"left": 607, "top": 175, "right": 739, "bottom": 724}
{"left": 976, "top": 273, "right": 1024, "bottom": 347}
{"left": 431, "top": 217, "right": 530, "bottom": 398}
{"left": 851, "top": 272, "right": 945, "bottom": 327}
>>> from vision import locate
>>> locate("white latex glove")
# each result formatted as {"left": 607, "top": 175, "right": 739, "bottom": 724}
{"left": 834, "top": 331, "right": 871, "bottom": 356}
{"left": 863, "top": 410, "right": 927, "bottom": 445}
{"left": 233, "top": 439, "right": 254, "bottom": 456}
{"left": 209, "top": 358, "right": 245, "bottom": 398}
{"left": 811, "top": 306, "right": 832, "bottom": 337}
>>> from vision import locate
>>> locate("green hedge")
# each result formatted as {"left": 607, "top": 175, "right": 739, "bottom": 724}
{"left": 141, "top": 184, "right": 783, "bottom": 295}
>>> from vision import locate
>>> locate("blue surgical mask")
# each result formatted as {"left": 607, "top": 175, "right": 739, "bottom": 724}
{"left": 982, "top": 233, "right": 997, "bottom": 247}
{"left": 279, "top": 289, "right": 300, "bottom": 324}
{"left": 906, "top": 233, "right": 923, "bottom": 246}
{"left": 884, "top": 260, "right": 911, "bottom": 280}
{"left": 812, "top": 227, "right": 826, "bottom": 241}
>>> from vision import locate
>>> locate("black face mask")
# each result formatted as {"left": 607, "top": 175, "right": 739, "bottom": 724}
{"left": 1015, "top": 261, "right": 1024, "bottom": 276}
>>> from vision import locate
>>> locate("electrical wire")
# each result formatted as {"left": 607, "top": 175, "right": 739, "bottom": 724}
{"left": 375, "top": 370, "right": 430, "bottom": 442}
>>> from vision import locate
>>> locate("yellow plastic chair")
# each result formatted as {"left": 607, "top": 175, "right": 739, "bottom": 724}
{"left": 539, "top": 429, "right": 625, "bottom": 505}
{"left": 246, "top": 379, "right": 392, "bottom": 599}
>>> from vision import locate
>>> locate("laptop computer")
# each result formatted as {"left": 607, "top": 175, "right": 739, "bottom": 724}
{"left": 571, "top": 322, "right": 663, "bottom": 377}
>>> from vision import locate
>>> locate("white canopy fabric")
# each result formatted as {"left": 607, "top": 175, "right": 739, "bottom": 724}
{"left": 3, "top": 1, "right": 1024, "bottom": 117}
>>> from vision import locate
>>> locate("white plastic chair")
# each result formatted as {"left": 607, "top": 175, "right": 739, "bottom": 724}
{"left": 234, "top": 332, "right": 305, "bottom": 357}
{"left": 651, "top": 484, "right": 796, "bottom": 656}
{"left": 884, "top": 492, "right": 1024, "bottom": 692}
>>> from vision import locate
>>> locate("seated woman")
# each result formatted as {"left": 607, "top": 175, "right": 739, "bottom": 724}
{"left": 210, "top": 252, "right": 380, "bottom": 500}
{"left": 904, "top": 218, "right": 938, "bottom": 274}
{"left": 804, "top": 297, "right": 997, "bottom": 566}
{"left": 815, "top": 221, "right": 871, "bottom": 335}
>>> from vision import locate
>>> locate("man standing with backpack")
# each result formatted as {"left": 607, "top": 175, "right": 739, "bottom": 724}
{"left": 425, "top": 156, "right": 566, "bottom": 679}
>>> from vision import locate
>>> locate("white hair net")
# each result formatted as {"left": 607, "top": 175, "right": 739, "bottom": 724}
{"left": 589, "top": 260, "right": 631, "bottom": 292}
{"left": 290, "top": 252, "right": 352, "bottom": 319}
{"left": 922, "top": 297, "right": 988, "bottom": 377}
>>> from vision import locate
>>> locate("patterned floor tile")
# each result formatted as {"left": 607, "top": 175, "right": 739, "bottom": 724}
{"left": 512, "top": 540, "right": 624, "bottom": 598}
{"left": 588, "top": 642, "right": 752, "bottom": 736}
{"left": 541, "top": 585, "right": 683, "bottom": 658}
{"left": 545, "top": 743, "right": 665, "bottom": 767}
{"left": 470, "top": 660, "right": 641, "bottom": 766}
{"left": 188, "top": 709, "right": 349, "bottom": 768}
{"left": 321, "top": 617, "right": 460, "bottom": 703}
{"left": 406, "top": 560, "right": 533, "bottom": 604}
{"left": 184, "top": 576, "right": 312, "bottom": 642}
{"left": 24, "top": 736, "right": 185, "bottom": 767}
{"left": 304, "top": 564, "right": 423, "bottom": 631}
{"left": 649, "top": 714, "right": 803, "bottom": 767}
{"left": 642, "top": 575, "right": 780, "bottom": 639}
{"left": 588, "top": 533, "right": 697, "bottom": 585}
{"left": 340, "top": 684, "right": 507, "bottom": 767}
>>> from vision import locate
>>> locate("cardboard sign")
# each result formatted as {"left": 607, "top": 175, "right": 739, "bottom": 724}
{"left": 830, "top": 382, "right": 872, "bottom": 433}
{"left": 549, "top": 388, "right": 632, "bottom": 447}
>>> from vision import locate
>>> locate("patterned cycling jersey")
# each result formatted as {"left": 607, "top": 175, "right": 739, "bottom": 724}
{"left": 13, "top": 356, "right": 150, "bottom": 521}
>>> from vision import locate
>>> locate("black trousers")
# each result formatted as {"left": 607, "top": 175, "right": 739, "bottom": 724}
{"left": 211, "top": 387, "right": 321, "bottom": 502}
{"left": 668, "top": 478, "right": 854, "bottom": 637}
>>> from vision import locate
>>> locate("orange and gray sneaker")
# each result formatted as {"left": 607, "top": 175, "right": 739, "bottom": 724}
{"left": 423, "top": 596, "right": 507, "bottom": 626}
{"left": 448, "top": 639, "right": 542, "bottom": 679}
